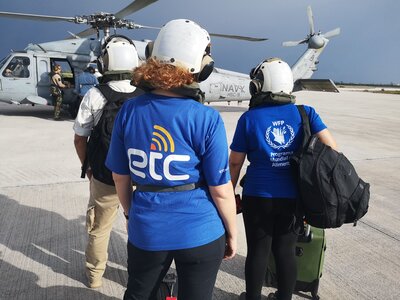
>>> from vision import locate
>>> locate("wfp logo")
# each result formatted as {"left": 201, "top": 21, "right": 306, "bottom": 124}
{"left": 265, "top": 120, "right": 294, "bottom": 150}
{"left": 128, "top": 125, "right": 190, "bottom": 181}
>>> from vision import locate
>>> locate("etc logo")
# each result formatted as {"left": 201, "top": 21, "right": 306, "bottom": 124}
{"left": 128, "top": 125, "right": 190, "bottom": 181}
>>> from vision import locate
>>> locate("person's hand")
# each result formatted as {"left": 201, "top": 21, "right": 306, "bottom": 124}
{"left": 86, "top": 168, "right": 93, "bottom": 180}
{"left": 124, "top": 212, "right": 129, "bottom": 232}
{"left": 235, "top": 194, "right": 242, "bottom": 214}
{"left": 224, "top": 234, "right": 237, "bottom": 260}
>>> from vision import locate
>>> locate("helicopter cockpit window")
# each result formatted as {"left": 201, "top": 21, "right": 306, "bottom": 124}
{"left": 2, "top": 56, "right": 30, "bottom": 78}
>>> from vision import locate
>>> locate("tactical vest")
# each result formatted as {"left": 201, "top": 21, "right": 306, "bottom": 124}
{"left": 86, "top": 84, "right": 143, "bottom": 185}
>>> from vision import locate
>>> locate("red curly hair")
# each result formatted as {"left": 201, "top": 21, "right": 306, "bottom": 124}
{"left": 132, "top": 58, "right": 195, "bottom": 90}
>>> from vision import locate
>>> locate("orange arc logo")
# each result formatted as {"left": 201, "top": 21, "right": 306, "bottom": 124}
{"left": 151, "top": 125, "right": 175, "bottom": 153}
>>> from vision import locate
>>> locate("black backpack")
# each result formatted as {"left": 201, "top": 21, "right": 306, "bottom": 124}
{"left": 291, "top": 105, "right": 370, "bottom": 228}
{"left": 86, "top": 84, "right": 143, "bottom": 185}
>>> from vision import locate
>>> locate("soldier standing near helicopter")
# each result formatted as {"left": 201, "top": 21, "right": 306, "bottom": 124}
{"left": 50, "top": 64, "right": 70, "bottom": 120}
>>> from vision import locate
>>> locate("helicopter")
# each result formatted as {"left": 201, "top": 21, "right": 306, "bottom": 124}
{"left": 0, "top": 0, "right": 340, "bottom": 117}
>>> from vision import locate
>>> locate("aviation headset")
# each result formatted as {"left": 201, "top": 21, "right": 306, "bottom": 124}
{"left": 145, "top": 40, "right": 214, "bottom": 82}
{"left": 249, "top": 59, "right": 269, "bottom": 96}
{"left": 97, "top": 34, "right": 137, "bottom": 74}
{"left": 249, "top": 58, "right": 293, "bottom": 96}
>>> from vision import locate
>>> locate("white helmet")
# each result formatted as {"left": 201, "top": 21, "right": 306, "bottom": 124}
{"left": 150, "top": 19, "right": 214, "bottom": 81}
{"left": 249, "top": 58, "right": 293, "bottom": 95}
{"left": 98, "top": 35, "right": 139, "bottom": 74}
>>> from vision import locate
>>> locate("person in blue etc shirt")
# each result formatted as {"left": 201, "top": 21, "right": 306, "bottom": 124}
{"left": 229, "top": 58, "right": 337, "bottom": 300}
{"left": 106, "top": 19, "right": 237, "bottom": 300}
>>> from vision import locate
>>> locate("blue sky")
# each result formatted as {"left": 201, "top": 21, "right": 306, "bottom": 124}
{"left": 0, "top": 0, "right": 399, "bottom": 84}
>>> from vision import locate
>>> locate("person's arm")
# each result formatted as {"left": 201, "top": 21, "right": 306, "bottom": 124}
{"left": 112, "top": 173, "right": 133, "bottom": 218}
{"left": 316, "top": 128, "right": 338, "bottom": 151}
{"left": 229, "top": 151, "right": 246, "bottom": 189}
{"left": 74, "top": 133, "right": 92, "bottom": 179}
{"left": 73, "top": 134, "right": 87, "bottom": 165}
{"left": 52, "top": 74, "right": 66, "bottom": 88}
{"left": 209, "top": 182, "right": 237, "bottom": 259}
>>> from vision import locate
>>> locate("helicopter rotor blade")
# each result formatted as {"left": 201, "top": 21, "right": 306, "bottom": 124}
{"left": 126, "top": 22, "right": 161, "bottom": 30}
{"left": 115, "top": 0, "right": 158, "bottom": 19}
{"left": 323, "top": 27, "right": 341, "bottom": 39}
{"left": 67, "top": 31, "right": 81, "bottom": 39}
{"left": 282, "top": 39, "right": 308, "bottom": 47}
{"left": 0, "top": 11, "right": 76, "bottom": 23}
{"left": 209, "top": 33, "right": 267, "bottom": 42}
{"left": 73, "top": 27, "right": 97, "bottom": 39}
{"left": 307, "top": 6, "right": 315, "bottom": 35}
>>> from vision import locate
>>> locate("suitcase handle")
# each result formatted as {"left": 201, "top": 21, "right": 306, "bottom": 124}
{"left": 297, "top": 224, "right": 312, "bottom": 243}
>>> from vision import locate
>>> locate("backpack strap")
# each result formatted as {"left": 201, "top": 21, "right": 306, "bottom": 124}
{"left": 291, "top": 105, "right": 312, "bottom": 234}
{"left": 296, "top": 105, "right": 311, "bottom": 149}
{"left": 96, "top": 83, "right": 143, "bottom": 104}
{"left": 80, "top": 84, "right": 143, "bottom": 179}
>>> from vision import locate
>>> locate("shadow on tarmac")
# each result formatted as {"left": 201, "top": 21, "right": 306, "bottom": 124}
{"left": 0, "top": 194, "right": 128, "bottom": 298}
{"left": 0, "top": 260, "right": 119, "bottom": 300}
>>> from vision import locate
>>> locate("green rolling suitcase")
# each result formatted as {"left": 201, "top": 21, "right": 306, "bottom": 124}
{"left": 265, "top": 225, "right": 326, "bottom": 300}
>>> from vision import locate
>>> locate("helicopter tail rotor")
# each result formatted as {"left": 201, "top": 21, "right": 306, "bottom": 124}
{"left": 282, "top": 5, "right": 340, "bottom": 49}
{"left": 282, "top": 39, "right": 308, "bottom": 47}
{"left": 307, "top": 5, "right": 315, "bottom": 35}
{"left": 324, "top": 27, "right": 341, "bottom": 39}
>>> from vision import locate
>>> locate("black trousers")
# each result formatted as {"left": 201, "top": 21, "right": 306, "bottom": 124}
{"left": 123, "top": 234, "right": 226, "bottom": 300}
{"left": 242, "top": 195, "right": 299, "bottom": 300}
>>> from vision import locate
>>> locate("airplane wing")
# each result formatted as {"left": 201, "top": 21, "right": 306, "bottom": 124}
{"left": 293, "top": 79, "right": 339, "bottom": 93}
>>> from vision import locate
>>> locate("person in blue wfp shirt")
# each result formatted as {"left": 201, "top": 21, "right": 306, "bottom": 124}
{"left": 229, "top": 58, "right": 337, "bottom": 300}
{"left": 106, "top": 19, "right": 237, "bottom": 300}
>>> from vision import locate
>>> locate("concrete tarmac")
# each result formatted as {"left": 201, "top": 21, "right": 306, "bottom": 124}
{"left": 0, "top": 89, "right": 399, "bottom": 299}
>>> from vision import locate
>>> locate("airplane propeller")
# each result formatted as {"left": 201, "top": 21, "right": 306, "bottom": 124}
{"left": 0, "top": 0, "right": 267, "bottom": 42}
{"left": 282, "top": 5, "right": 340, "bottom": 49}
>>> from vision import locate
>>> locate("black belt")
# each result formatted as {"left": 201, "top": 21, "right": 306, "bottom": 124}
{"left": 135, "top": 182, "right": 204, "bottom": 193}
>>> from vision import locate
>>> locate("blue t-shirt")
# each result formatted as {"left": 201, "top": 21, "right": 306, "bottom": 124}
{"left": 106, "top": 93, "right": 230, "bottom": 251}
{"left": 230, "top": 103, "right": 326, "bottom": 199}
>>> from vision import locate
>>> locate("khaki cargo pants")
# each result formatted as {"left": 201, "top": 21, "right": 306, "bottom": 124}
{"left": 85, "top": 177, "right": 119, "bottom": 281}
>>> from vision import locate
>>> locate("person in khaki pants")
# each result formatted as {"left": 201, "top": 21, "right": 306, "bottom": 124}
{"left": 85, "top": 177, "right": 119, "bottom": 286}
{"left": 73, "top": 35, "right": 141, "bottom": 288}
